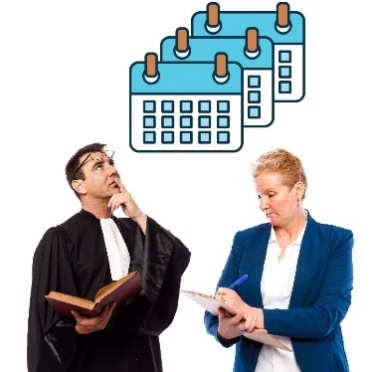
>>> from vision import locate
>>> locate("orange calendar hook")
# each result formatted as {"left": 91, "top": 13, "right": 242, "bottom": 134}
{"left": 276, "top": 2, "right": 291, "bottom": 33}
{"left": 206, "top": 2, "right": 221, "bottom": 33}
{"left": 245, "top": 28, "right": 260, "bottom": 59}
{"left": 214, "top": 52, "right": 229, "bottom": 84}
{"left": 175, "top": 27, "right": 190, "bottom": 59}
{"left": 143, "top": 52, "right": 159, "bottom": 84}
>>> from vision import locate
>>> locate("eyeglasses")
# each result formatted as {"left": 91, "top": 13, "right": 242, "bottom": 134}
{"left": 72, "top": 149, "right": 115, "bottom": 178}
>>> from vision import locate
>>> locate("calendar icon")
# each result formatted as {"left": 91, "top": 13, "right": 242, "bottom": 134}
{"left": 129, "top": 53, "right": 244, "bottom": 152}
{"left": 128, "top": 2, "right": 306, "bottom": 153}
{"left": 191, "top": 2, "right": 305, "bottom": 102}
{"left": 161, "top": 27, "right": 274, "bottom": 127}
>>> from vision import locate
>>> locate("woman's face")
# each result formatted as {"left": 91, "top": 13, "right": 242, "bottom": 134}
{"left": 254, "top": 172, "right": 301, "bottom": 228}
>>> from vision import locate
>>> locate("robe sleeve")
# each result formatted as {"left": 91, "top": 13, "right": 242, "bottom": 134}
{"left": 118, "top": 216, "right": 191, "bottom": 335}
{"left": 27, "top": 226, "right": 78, "bottom": 372}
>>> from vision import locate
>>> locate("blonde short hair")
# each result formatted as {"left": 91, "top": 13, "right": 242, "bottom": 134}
{"left": 251, "top": 149, "right": 307, "bottom": 199}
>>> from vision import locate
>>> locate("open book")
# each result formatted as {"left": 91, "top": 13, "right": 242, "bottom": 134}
{"left": 181, "top": 290, "right": 292, "bottom": 352}
{"left": 45, "top": 271, "right": 142, "bottom": 317}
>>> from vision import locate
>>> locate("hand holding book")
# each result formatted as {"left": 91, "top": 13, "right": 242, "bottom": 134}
{"left": 45, "top": 271, "right": 142, "bottom": 318}
{"left": 71, "top": 301, "right": 118, "bottom": 334}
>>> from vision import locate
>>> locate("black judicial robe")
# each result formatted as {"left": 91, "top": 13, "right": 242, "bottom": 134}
{"left": 27, "top": 209, "right": 191, "bottom": 372}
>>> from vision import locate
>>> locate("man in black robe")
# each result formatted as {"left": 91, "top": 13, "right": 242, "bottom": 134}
{"left": 27, "top": 143, "right": 191, "bottom": 372}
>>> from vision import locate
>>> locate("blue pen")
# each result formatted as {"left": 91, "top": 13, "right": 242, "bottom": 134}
{"left": 228, "top": 274, "right": 248, "bottom": 289}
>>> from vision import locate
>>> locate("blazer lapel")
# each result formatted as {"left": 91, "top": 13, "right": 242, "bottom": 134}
{"left": 289, "top": 213, "right": 324, "bottom": 308}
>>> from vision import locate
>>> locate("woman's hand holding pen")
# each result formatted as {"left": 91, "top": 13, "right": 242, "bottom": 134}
{"left": 216, "top": 288, "right": 265, "bottom": 339}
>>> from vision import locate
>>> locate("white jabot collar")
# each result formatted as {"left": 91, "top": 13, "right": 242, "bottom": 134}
{"left": 100, "top": 218, "right": 130, "bottom": 280}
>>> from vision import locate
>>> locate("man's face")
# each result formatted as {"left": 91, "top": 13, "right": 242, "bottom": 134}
{"left": 77, "top": 151, "right": 121, "bottom": 199}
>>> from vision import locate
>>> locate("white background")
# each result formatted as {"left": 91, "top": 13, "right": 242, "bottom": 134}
{"left": 0, "top": 0, "right": 370, "bottom": 370}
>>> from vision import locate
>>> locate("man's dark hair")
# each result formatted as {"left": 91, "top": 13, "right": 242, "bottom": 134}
{"left": 65, "top": 143, "right": 106, "bottom": 198}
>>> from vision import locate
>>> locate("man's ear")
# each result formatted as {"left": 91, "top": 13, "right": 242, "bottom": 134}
{"left": 71, "top": 180, "right": 87, "bottom": 195}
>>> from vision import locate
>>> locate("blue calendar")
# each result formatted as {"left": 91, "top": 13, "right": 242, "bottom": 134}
{"left": 129, "top": 59, "right": 243, "bottom": 152}
{"left": 191, "top": 3, "right": 305, "bottom": 102}
{"left": 161, "top": 34, "right": 274, "bottom": 127}
{"left": 128, "top": 2, "right": 306, "bottom": 153}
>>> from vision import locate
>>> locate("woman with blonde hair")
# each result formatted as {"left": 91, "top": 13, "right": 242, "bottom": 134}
{"left": 205, "top": 148, "right": 353, "bottom": 372}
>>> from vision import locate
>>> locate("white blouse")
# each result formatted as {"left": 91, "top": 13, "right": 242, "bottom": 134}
{"left": 255, "top": 224, "right": 306, "bottom": 372}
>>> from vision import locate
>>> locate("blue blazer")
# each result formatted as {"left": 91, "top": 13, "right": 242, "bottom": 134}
{"left": 205, "top": 212, "right": 353, "bottom": 372}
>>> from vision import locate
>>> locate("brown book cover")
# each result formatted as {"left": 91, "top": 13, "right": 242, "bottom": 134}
{"left": 45, "top": 271, "right": 142, "bottom": 317}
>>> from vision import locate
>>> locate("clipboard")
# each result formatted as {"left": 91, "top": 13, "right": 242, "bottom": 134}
{"left": 181, "top": 289, "right": 292, "bottom": 352}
